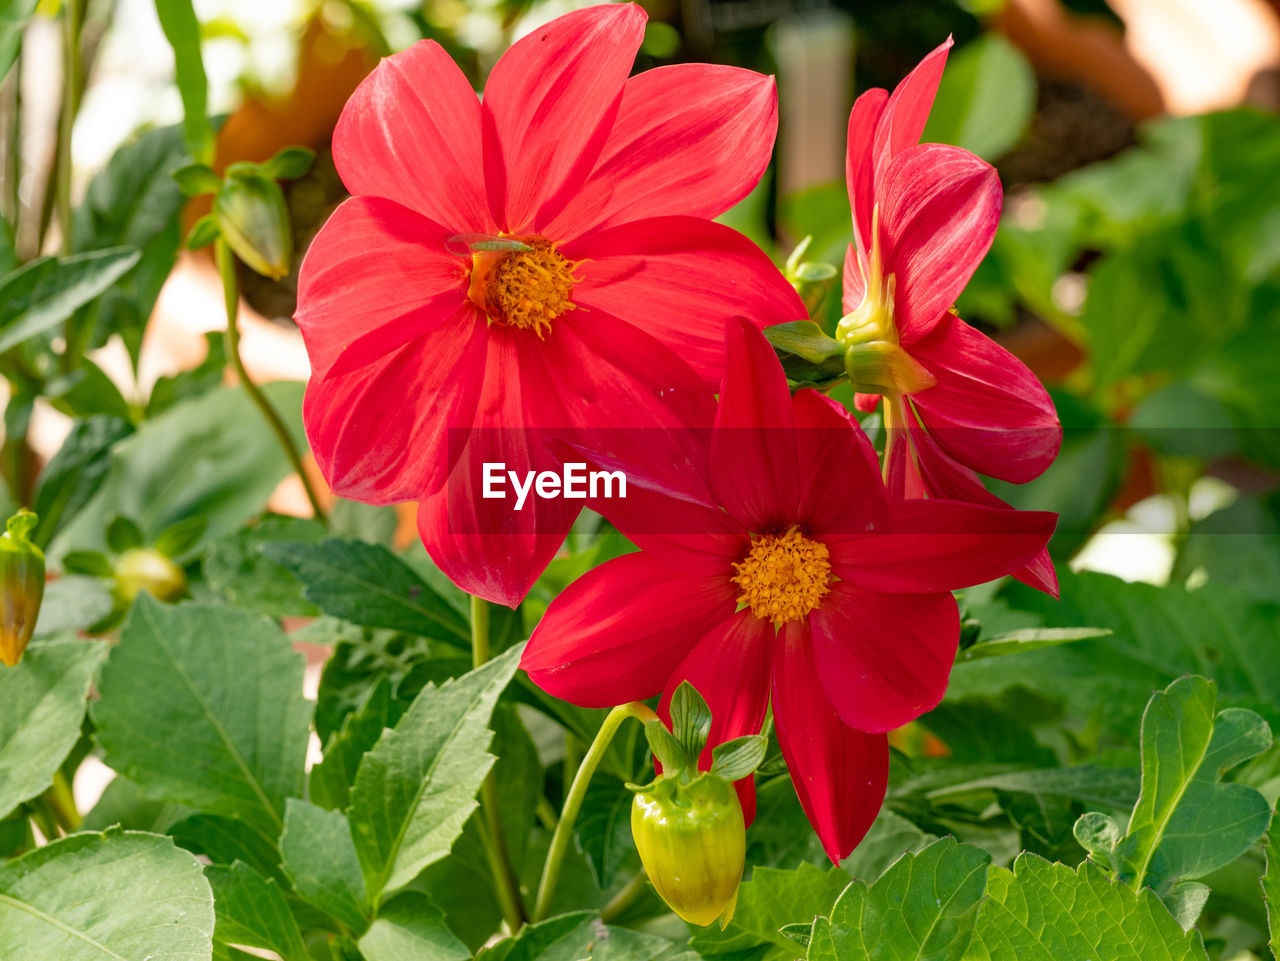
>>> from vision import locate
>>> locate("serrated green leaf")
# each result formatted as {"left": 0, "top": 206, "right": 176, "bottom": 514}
{"left": 263, "top": 538, "right": 469, "bottom": 644}
{"left": 1117, "top": 676, "right": 1272, "bottom": 893}
{"left": 359, "top": 892, "right": 470, "bottom": 961}
{"left": 280, "top": 798, "right": 370, "bottom": 933}
{"left": 968, "top": 855, "right": 1208, "bottom": 960}
{"left": 311, "top": 680, "right": 396, "bottom": 812}
{"left": 820, "top": 837, "right": 991, "bottom": 961}
{"left": 0, "top": 247, "right": 141, "bottom": 353}
{"left": 203, "top": 514, "right": 325, "bottom": 617}
{"left": 478, "top": 911, "right": 696, "bottom": 961}
{"left": 93, "top": 596, "right": 313, "bottom": 835}
{"left": 349, "top": 644, "right": 523, "bottom": 898}
{"left": 205, "top": 861, "right": 310, "bottom": 961}
{"left": 0, "top": 829, "right": 215, "bottom": 960}
{"left": 170, "top": 813, "right": 284, "bottom": 885}
{"left": 1164, "top": 881, "right": 1210, "bottom": 932}
{"left": 0, "top": 640, "right": 107, "bottom": 818}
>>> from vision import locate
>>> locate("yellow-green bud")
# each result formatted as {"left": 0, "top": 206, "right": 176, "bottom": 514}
{"left": 631, "top": 773, "right": 745, "bottom": 928}
{"left": 215, "top": 166, "right": 294, "bottom": 280}
{"left": 1, "top": 510, "right": 45, "bottom": 667}
{"left": 113, "top": 548, "right": 186, "bottom": 604}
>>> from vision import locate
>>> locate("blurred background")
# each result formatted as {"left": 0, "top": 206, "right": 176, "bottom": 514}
{"left": 3, "top": 0, "right": 1280, "bottom": 589}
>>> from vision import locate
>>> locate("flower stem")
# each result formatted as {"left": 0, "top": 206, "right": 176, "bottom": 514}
{"left": 57, "top": 0, "right": 78, "bottom": 255}
{"left": 533, "top": 701, "right": 657, "bottom": 922}
{"left": 471, "top": 595, "right": 528, "bottom": 931}
{"left": 215, "top": 238, "right": 327, "bottom": 524}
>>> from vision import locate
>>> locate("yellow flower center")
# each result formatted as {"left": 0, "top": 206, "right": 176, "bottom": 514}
{"left": 467, "top": 237, "right": 580, "bottom": 338}
{"left": 731, "top": 526, "right": 832, "bottom": 625}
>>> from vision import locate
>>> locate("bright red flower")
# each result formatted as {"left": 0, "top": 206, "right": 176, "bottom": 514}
{"left": 839, "top": 38, "right": 1062, "bottom": 594}
{"left": 295, "top": 4, "right": 803, "bottom": 606}
{"left": 521, "top": 319, "right": 1056, "bottom": 861}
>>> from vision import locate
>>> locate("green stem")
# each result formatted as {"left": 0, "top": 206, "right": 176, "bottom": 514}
{"left": 599, "top": 869, "right": 650, "bottom": 924}
{"left": 471, "top": 595, "right": 528, "bottom": 931}
{"left": 47, "top": 770, "right": 80, "bottom": 833}
{"left": 533, "top": 702, "right": 657, "bottom": 922}
{"left": 216, "top": 239, "right": 328, "bottom": 524}
{"left": 57, "top": 0, "right": 78, "bottom": 255}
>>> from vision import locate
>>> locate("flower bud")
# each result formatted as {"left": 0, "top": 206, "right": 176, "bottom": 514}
{"left": 215, "top": 165, "right": 294, "bottom": 280}
{"left": 1, "top": 510, "right": 45, "bottom": 667}
{"left": 631, "top": 773, "right": 745, "bottom": 927}
{"left": 113, "top": 548, "right": 186, "bottom": 604}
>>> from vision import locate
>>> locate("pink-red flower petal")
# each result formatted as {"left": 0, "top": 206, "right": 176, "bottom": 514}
{"left": 870, "top": 37, "right": 952, "bottom": 186}
{"left": 482, "top": 4, "right": 646, "bottom": 233}
{"left": 909, "top": 313, "right": 1061, "bottom": 483}
{"left": 544, "top": 64, "right": 778, "bottom": 241}
{"left": 566, "top": 217, "right": 805, "bottom": 388}
{"left": 807, "top": 581, "right": 959, "bottom": 733}
{"left": 521, "top": 552, "right": 738, "bottom": 706}
{"left": 333, "top": 41, "right": 492, "bottom": 231}
{"left": 771, "top": 622, "right": 890, "bottom": 862}
{"left": 790, "top": 388, "right": 888, "bottom": 535}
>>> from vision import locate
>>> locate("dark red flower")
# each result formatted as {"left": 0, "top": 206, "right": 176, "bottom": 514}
{"left": 521, "top": 320, "right": 1056, "bottom": 860}
{"left": 295, "top": 4, "right": 803, "bottom": 606}
{"left": 839, "top": 38, "right": 1062, "bottom": 594}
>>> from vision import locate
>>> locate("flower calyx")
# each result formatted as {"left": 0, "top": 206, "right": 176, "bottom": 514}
{"left": 1, "top": 510, "right": 45, "bottom": 668}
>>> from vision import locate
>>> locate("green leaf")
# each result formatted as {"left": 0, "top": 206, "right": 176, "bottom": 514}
{"left": 106, "top": 513, "right": 146, "bottom": 553}
{"left": 311, "top": 679, "right": 396, "bottom": 812}
{"left": 147, "top": 331, "right": 227, "bottom": 416}
{"left": 43, "top": 357, "right": 135, "bottom": 421}
{"left": 261, "top": 146, "right": 317, "bottom": 181}
{"left": 692, "top": 862, "right": 851, "bottom": 960}
{"left": 280, "top": 798, "right": 370, "bottom": 934}
{"left": 349, "top": 644, "right": 523, "bottom": 897}
{"left": 478, "top": 912, "right": 695, "bottom": 961}
{"left": 921, "top": 36, "right": 1035, "bottom": 160}
{"left": 70, "top": 125, "right": 189, "bottom": 363}
{"left": 1114, "top": 676, "right": 1272, "bottom": 893}
{"left": 263, "top": 538, "right": 469, "bottom": 643}
{"left": 205, "top": 860, "right": 310, "bottom": 961}
{"left": 0, "top": 829, "right": 215, "bottom": 960}
{"left": 171, "top": 813, "right": 284, "bottom": 884}
{"left": 186, "top": 214, "right": 221, "bottom": 250}
{"left": 358, "top": 892, "right": 470, "bottom": 961}
{"left": 576, "top": 774, "right": 638, "bottom": 888}
{"left": 203, "top": 514, "right": 324, "bottom": 617}
{"left": 174, "top": 163, "right": 221, "bottom": 197}
{"left": 31, "top": 575, "right": 114, "bottom": 634}
{"left": 0, "top": 640, "right": 107, "bottom": 818}
{"left": 840, "top": 809, "right": 939, "bottom": 883}
{"left": 819, "top": 838, "right": 991, "bottom": 961}
{"left": 957, "top": 626, "right": 1111, "bottom": 662}
{"left": 0, "top": 0, "right": 37, "bottom": 82}
{"left": 30, "top": 416, "right": 133, "bottom": 549}
{"left": 93, "top": 596, "right": 313, "bottom": 835}
{"left": 51, "top": 382, "right": 306, "bottom": 561}
{"left": 968, "top": 855, "right": 1209, "bottom": 960}
{"left": 710, "top": 735, "right": 768, "bottom": 782}
{"left": 1263, "top": 814, "right": 1280, "bottom": 959}
{"left": 154, "top": 0, "right": 212, "bottom": 162}
{"left": 0, "top": 247, "right": 141, "bottom": 353}
{"left": 154, "top": 515, "right": 209, "bottom": 560}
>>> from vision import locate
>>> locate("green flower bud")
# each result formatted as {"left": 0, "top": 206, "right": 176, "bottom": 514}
{"left": 215, "top": 165, "right": 294, "bottom": 280}
{"left": 1, "top": 510, "right": 45, "bottom": 667}
{"left": 631, "top": 773, "right": 745, "bottom": 928}
{"left": 113, "top": 548, "right": 186, "bottom": 604}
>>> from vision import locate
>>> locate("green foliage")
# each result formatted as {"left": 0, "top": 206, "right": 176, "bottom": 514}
{"left": 1264, "top": 816, "right": 1280, "bottom": 958}
{"left": 921, "top": 36, "right": 1035, "bottom": 161}
{"left": 0, "top": 640, "right": 105, "bottom": 818}
{"left": 205, "top": 860, "right": 311, "bottom": 961}
{"left": 965, "top": 855, "right": 1209, "bottom": 960}
{"left": 358, "top": 892, "right": 471, "bottom": 961}
{"left": 154, "top": 0, "right": 213, "bottom": 162}
{"left": 280, "top": 798, "right": 370, "bottom": 933}
{"left": 93, "top": 596, "right": 313, "bottom": 835}
{"left": 0, "top": 247, "right": 140, "bottom": 354}
{"left": 0, "top": 829, "right": 215, "bottom": 960}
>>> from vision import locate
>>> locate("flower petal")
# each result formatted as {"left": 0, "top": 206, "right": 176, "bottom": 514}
{"left": 295, "top": 197, "right": 467, "bottom": 378}
{"left": 522, "top": 552, "right": 738, "bottom": 706}
{"left": 825, "top": 498, "right": 1056, "bottom": 594}
{"left": 879, "top": 143, "right": 1001, "bottom": 342}
{"left": 909, "top": 314, "right": 1061, "bottom": 483}
{"left": 845, "top": 87, "right": 887, "bottom": 255}
{"left": 566, "top": 217, "right": 805, "bottom": 387}
{"left": 842, "top": 242, "right": 867, "bottom": 315}
{"left": 711, "top": 319, "right": 800, "bottom": 531}
{"left": 544, "top": 64, "right": 778, "bottom": 240}
{"left": 332, "top": 41, "right": 492, "bottom": 231}
{"left": 772, "top": 621, "right": 889, "bottom": 862}
{"left": 658, "top": 610, "right": 775, "bottom": 823}
{"left": 790, "top": 389, "right": 888, "bottom": 535}
{"left": 591, "top": 482, "right": 748, "bottom": 576}
{"left": 482, "top": 4, "right": 646, "bottom": 233}
{"left": 303, "top": 302, "right": 486, "bottom": 504}
{"left": 414, "top": 326, "right": 581, "bottom": 606}
{"left": 870, "top": 37, "right": 953, "bottom": 184}
{"left": 807, "top": 581, "right": 958, "bottom": 733}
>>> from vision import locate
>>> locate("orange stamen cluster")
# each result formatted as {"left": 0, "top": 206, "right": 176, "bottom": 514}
{"left": 731, "top": 526, "right": 832, "bottom": 625}
{"left": 469, "top": 238, "right": 580, "bottom": 338}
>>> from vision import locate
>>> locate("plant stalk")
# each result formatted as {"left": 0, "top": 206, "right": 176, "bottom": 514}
{"left": 599, "top": 869, "right": 650, "bottom": 923}
{"left": 471, "top": 595, "right": 528, "bottom": 931}
{"left": 215, "top": 238, "right": 328, "bottom": 523}
{"left": 533, "top": 701, "right": 657, "bottom": 921}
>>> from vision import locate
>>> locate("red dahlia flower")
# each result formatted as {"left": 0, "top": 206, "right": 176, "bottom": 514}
{"left": 295, "top": 3, "right": 803, "bottom": 606}
{"left": 839, "top": 38, "right": 1062, "bottom": 594}
{"left": 521, "top": 320, "right": 1056, "bottom": 861}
